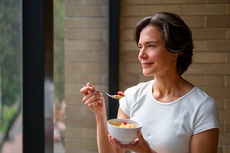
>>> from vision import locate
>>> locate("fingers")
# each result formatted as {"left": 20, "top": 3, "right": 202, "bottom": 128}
{"left": 108, "top": 135, "right": 123, "bottom": 147}
{"left": 108, "top": 134, "right": 131, "bottom": 149}
{"left": 80, "top": 83, "right": 100, "bottom": 102}
{"left": 85, "top": 94, "right": 103, "bottom": 108}
{"left": 137, "top": 131, "right": 144, "bottom": 142}
{"left": 80, "top": 83, "right": 94, "bottom": 95}
{"left": 108, "top": 135, "right": 113, "bottom": 144}
{"left": 80, "top": 83, "right": 103, "bottom": 107}
{"left": 108, "top": 132, "right": 154, "bottom": 153}
{"left": 86, "top": 82, "right": 95, "bottom": 90}
{"left": 83, "top": 90, "right": 101, "bottom": 102}
{"left": 108, "top": 134, "right": 119, "bottom": 146}
{"left": 108, "top": 131, "right": 143, "bottom": 148}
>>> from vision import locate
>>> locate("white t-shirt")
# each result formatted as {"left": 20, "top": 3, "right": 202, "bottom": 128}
{"left": 119, "top": 80, "right": 219, "bottom": 153}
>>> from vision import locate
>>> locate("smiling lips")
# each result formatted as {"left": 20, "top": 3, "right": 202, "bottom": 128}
{"left": 142, "top": 62, "right": 153, "bottom": 67}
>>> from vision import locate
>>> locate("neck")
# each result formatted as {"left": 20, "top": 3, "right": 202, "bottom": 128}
{"left": 152, "top": 73, "right": 192, "bottom": 98}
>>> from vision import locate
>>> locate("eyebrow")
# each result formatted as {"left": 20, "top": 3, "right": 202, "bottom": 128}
{"left": 138, "top": 40, "right": 158, "bottom": 46}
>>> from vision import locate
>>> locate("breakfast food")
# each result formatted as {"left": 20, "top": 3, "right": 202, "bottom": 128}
{"left": 113, "top": 121, "right": 135, "bottom": 128}
{"left": 113, "top": 91, "right": 125, "bottom": 99}
{"left": 118, "top": 91, "right": 125, "bottom": 96}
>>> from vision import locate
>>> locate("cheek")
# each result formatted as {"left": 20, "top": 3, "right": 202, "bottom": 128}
{"left": 154, "top": 49, "right": 172, "bottom": 61}
{"left": 148, "top": 52, "right": 158, "bottom": 60}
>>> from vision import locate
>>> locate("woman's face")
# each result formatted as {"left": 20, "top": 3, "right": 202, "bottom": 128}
{"left": 138, "top": 25, "right": 176, "bottom": 76}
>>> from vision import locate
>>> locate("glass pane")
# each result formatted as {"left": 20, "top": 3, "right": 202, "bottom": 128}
{"left": 54, "top": 0, "right": 65, "bottom": 152}
{"left": 0, "top": 0, "right": 23, "bottom": 153}
{"left": 54, "top": 0, "right": 109, "bottom": 152}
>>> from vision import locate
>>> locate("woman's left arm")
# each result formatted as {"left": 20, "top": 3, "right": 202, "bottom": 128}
{"left": 190, "top": 128, "right": 219, "bottom": 153}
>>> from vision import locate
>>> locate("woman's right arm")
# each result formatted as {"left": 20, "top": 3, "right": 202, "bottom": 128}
{"left": 80, "top": 83, "right": 125, "bottom": 153}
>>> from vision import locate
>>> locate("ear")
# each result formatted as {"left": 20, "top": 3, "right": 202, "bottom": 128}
{"left": 173, "top": 54, "right": 178, "bottom": 60}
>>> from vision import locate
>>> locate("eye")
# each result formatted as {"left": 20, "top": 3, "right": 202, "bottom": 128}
{"left": 138, "top": 46, "right": 142, "bottom": 50}
{"left": 148, "top": 44, "right": 155, "bottom": 47}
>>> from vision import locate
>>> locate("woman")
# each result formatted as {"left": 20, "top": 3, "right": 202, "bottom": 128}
{"left": 80, "top": 12, "right": 219, "bottom": 153}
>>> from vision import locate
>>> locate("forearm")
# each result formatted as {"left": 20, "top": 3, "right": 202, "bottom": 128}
{"left": 96, "top": 114, "right": 122, "bottom": 153}
{"left": 81, "top": 85, "right": 121, "bottom": 152}
{"left": 150, "top": 148, "right": 157, "bottom": 153}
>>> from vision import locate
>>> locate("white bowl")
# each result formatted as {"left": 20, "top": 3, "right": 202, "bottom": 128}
{"left": 107, "top": 118, "right": 143, "bottom": 144}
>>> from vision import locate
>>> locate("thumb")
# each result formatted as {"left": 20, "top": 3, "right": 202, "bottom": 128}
{"left": 137, "top": 131, "right": 144, "bottom": 142}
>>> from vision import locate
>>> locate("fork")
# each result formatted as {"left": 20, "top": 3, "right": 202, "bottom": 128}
{"left": 94, "top": 89, "right": 123, "bottom": 99}
{"left": 83, "top": 86, "right": 124, "bottom": 99}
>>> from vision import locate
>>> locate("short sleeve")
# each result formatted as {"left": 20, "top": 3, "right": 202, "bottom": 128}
{"left": 193, "top": 97, "right": 219, "bottom": 135}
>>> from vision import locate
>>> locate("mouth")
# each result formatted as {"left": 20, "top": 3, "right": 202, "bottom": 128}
{"left": 142, "top": 62, "right": 153, "bottom": 67}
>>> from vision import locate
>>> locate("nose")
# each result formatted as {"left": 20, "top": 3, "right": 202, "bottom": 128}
{"left": 138, "top": 47, "right": 147, "bottom": 61}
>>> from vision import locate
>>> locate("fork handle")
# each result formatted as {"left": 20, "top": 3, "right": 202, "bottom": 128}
{"left": 95, "top": 90, "right": 107, "bottom": 94}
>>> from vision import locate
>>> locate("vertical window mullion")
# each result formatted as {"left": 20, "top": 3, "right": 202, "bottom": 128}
{"left": 22, "top": 0, "right": 53, "bottom": 153}
{"left": 109, "top": 0, "right": 120, "bottom": 119}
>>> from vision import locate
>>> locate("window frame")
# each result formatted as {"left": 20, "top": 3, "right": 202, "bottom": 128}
{"left": 108, "top": 0, "right": 120, "bottom": 119}
{"left": 22, "top": 0, "right": 120, "bottom": 152}
{"left": 22, "top": 1, "right": 54, "bottom": 153}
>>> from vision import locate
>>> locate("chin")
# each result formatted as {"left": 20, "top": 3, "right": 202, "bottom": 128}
{"left": 143, "top": 71, "right": 154, "bottom": 77}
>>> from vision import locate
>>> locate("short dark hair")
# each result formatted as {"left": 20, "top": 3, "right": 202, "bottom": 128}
{"left": 133, "top": 12, "right": 194, "bottom": 75}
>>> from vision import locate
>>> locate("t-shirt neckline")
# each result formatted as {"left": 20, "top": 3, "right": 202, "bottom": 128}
{"left": 149, "top": 80, "right": 197, "bottom": 105}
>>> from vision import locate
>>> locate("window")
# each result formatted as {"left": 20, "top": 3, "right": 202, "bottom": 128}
{"left": 0, "top": 0, "right": 23, "bottom": 152}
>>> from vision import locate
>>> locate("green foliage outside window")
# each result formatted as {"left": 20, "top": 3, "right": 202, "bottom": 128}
{"left": 54, "top": 0, "right": 65, "bottom": 103}
{"left": 0, "top": 0, "right": 65, "bottom": 134}
{"left": 0, "top": 0, "right": 22, "bottom": 107}
{"left": 0, "top": 0, "right": 22, "bottom": 138}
